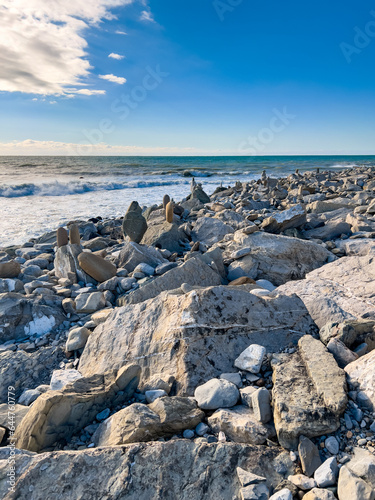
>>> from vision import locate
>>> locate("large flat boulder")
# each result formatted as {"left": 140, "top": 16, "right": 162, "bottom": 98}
{"left": 224, "top": 231, "right": 332, "bottom": 286}
{"left": 79, "top": 286, "right": 316, "bottom": 395}
{"left": 14, "top": 364, "right": 141, "bottom": 452}
{"left": 277, "top": 255, "right": 375, "bottom": 328}
{"left": 116, "top": 242, "right": 167, "bottom": 272}
{"left": 0, "top": 441, "right": 295, "bottom": 500}
{"left": 118, "top": 257, "right": 222, "bottom": 306}
{"left": 272, "top": 336, "right": 347, "bottom": 450}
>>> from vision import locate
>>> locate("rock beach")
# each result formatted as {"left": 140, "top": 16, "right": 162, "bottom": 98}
{"left": 2, "top": 166, "right": 375, "bottom": 498}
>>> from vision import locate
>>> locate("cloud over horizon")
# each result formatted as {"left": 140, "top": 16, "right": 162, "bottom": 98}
{"left": 0, "top": 0, "right": 134, "bottom": 96}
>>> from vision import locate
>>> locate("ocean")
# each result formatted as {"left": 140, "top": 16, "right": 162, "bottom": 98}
{"left": 1, "top": 155, "right": 374, "bottom": 248}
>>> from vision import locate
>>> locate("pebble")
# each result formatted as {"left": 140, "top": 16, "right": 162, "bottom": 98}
{"left": 96, "top": 408, "right": 110, "bottom": 421}
{"left": 182, "top": 429, "right": 195, "bottom": 439}
{"left": 325, "top": 436, "right": 339, "bottom": 455}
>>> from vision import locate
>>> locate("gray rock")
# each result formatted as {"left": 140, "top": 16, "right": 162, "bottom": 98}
{"left": 234, "top": 344, "right": 266, "bottom": 374}
{"left": 240, "top": 483, "right": 269, "bottom": 500}
{"left": 195, "top": 422, "right": 209, "bottom": 436}
{"left": 302, "top": 488, "right": 336, "bottom": 500}
{"left": 269, "top": 489, "right": 293, "bottom": 500}
{"left": 145, "top": 389, "right": 168, "bottom": 403}
{"left": 298, "top": 435, "right": 322, "bottom": 477}
{"left": 220, "top": 372, "right": 243, "bottom": 387}
{"left": 0, "top": 403, "right": 29, "bottom": 431}
{"left": 237, "top": 467, "right": 267, "bottom": 486}
{"left": 240, "top": 387, "right": 258, "bottom": 408}
{"left": 325, "top": 436, "right": 339, "bottom": 455}
{"left": 345, "top": 350, "right": 375, "bottom": 411}
{"left": 327, "top": 338, "right": 358, "bottom": 368}
{"left": 183, "top": 429, "right": 195, "bottom": 439}
{"left": 142, "top": 222, "right": 188, "bottom": 253}
{"left": 194, "top": 379, "right": 239, "bottom": 410}
{"left": 66, "top": 326, "right": 91, "bottom": 351}
{"left": 75, "top": 292, "right": 105, "bottom": 314}
{"left": 251, "top": 388, "right": 272, "bottom": 423}
{"left": 116, "top": 241, "right": 167, "bottom": 272}
{"left": 18, "top": 389, "right": 41, "bottom": 406}
{"left": 208, "top": 405, "right": 273, "bottom": 445}
{"left": 314, "top": 457, "right": 339, "bottom": 487}
{"left": 79, "top": 286, "right": 316, "bottom": 396}
{"left": 288, "top": 474, "right": 316, "bottom": 490}
{"left": 346, "top": 447, "right": 375, "bottom": 489}
{"left": 122, "top": 201, "right": 148, "bottom": 244}
{"left": 192, "top": 217, "right": 234, "bottom": 246}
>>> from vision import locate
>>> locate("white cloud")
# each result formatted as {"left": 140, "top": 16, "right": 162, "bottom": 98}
{"left": 108, "top": 53, "right": 125, "bottom": 60}
{"left": 115, "top": 30, "right": 127, "bottom": 35}
{"left": 99, "top": 74, "right": 127, "bottom": 84}
{"left": 0, "top": 0, "right": 134, "bottom": 96}
{"left": 140, "top": 10, "right": 155, "bottom": 22}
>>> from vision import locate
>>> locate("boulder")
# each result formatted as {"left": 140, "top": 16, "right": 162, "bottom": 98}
{"left": 277, "top": 255, "right": 375, "bottom": 328}
{"left": 208, "top": 405, "right": 274, "bottom": 445}
{"left": 14, "top": 364, "right": 141, "bottom": 452}
{"left": 116, "top": 241, "right": 167, "bottom": 272}
{"left": 302, "top": 488, "right": 336, "bottom": 500}
{"left": 304, "top": 220, "right": 351, "bottom": 241}
{"left": 191, "top": 217, "right": 234, "bottom": 246}
{"left": 225, "top": 231, "right": 331, "bottom": 286}
{"left": 79, "top": 286, "right": 316, "bottom": 395}
{"left": 122, "top": 201, "right": 148, "bottom": 243}
{"left": 194, "top": 379, "right": 239, "bottom": 410}
{"left": 261, "top": 204, "right": 306, "bottom": 233}
{"left": 148, "top": 396, "right": 204, "bottom": 434}
{"left": 77, "top": 252, "right": 117, "bottom": 283}
{"left": 141, "top": 222, "right": 188, "bottom": 253}
{"left": 54, "top": 244, "right": 93, "bottom": 284}
{"left": 0, "top": 441, "right": 295, "bottom": 499}
{"left": 50, "top": 369, "right": 83, "bottom": 390}
{"left": 118, "top": 257, "right": 222, "bottom": 306}
{"left": 0, "top": 260, "right": 20, "bottom": 278}
{"left": 346, "top": 447, "right": 375, "bottom": 489}
{"left": 345, "top": 350, "right": 375, "bottom": 411}
{"left": 272, "top": 336, "right": 347, "bottom": 449}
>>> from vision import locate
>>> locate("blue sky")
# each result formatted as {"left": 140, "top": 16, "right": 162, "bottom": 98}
{"left": 0, "top": 0, "right": 375, "bottom": 155}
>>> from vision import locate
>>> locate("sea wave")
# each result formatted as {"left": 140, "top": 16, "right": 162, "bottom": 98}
{"left": 0, "top": 179, "right": 191, "bottom": 198}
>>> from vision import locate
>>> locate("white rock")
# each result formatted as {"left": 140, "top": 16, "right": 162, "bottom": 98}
{"left": 288, "top": 474, "right": 316, "bottom": 490}
{"left": 194, "top": 379, "right": 239, "bottom": 410}
{"left": 269, "top": 488, "right": 293, "bottom": 500}
{"left": 145, "top": 389, "right": 168, "bottom": 403}
{"left": 314, "top": 457, "right": 338, "bottom": 488}
{"left": 50, "top": 369, "right": 83, "bottom": 391}
{"left": 345, "top": 350, "right": 375, "bottom": 411}
{"left": 234, "top": 344, "right": 266, "bottom": 374}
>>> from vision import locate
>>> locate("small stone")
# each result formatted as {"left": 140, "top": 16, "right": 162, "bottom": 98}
{"left": 358, "top": 438, "right": 367, "bottom": 446}
{"left": 122, "top": 201, "right": 148, "bottom": 243}
{"left": 145, "top": 389, "right": 168, "bottom": 403}
{"left": 325, "top": 436, "right": 339, "bottom": 455}
{"left": 18, "top": 389, "right": 41, "bottom": 406}
{"left": 269, "top": 489, "right": 293, "bottom": 500}
{"left": 240, "top": 386, "right": 257, "bottom": 407}
{"left": 236, "top": 467, "right": 266, "bottom": 486}
{"left": 346, "top": 431, "right": 353, "bottom": 439}
{"left": 96, "top": 408, "right": 110, "bottom": 421}
{"left": 240, "top": 483, "right": 269, "bottom": 500}
{"left": 314, "top": 457, "right": 338, "bottom": 488}
{"left": 288, "top": 474, "right": 317, "bottom": 491}
{"left": 303, "top": 488, "right": 336, "bottom": 500}
{"left": 69, "top": 224, "right": 81, "bottom": 245}
{"left": 182, "top": 429, "right": 194, "bottom": 439}
{"left": 57, "top": 227, "right": 68, "bottom": 247}
{"left": 251, "top": 388, "right": 272, "bottom": 423}
{"left": 220, "top": 372, "right": 243, "bottom": 387}
{"left": 195, "top": 422, "right": 209, "bottom": 436}
{"left": 66, "top": 326, "right": 90, "bottom": 351}
{"left": 234, "top": 344, "right": 266, "bottom": 374}
{"left": 344, "top": 413, "right": 353, "bottom": 430}
{"left": 194, "top": 379, "right": 239, "bottom": 410}
{"left": 134, "top": 263, "right": 155, "bottom": 276}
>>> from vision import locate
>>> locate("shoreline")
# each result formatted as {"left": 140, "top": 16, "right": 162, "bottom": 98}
{"left": 1, "top": 164, "right": 375, "bottom": 497}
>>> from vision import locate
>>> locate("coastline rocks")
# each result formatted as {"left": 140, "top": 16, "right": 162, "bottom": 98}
{"left": 79, "top": 285, "right": 315, "bottom": 395}
{"left": 277, "top": 254, "right": 375, "bottom": 328}
{"left": 0, "top": 260, "right": 20, "bottom": 278}
{"left": 116, "top": 241, "right": 166, "bottom": 272}
{"left": 345, "top": 350, "right": 375, "bottom": 410}
{"left": 122, "top": 201, "right": 148, "bottom": 243}
{"left": 224, "top": 231, "right": 332, "bottom": 286}
{"left": 14, "top": 364, "right": 141, "bottom": 452}
{"left": 118, "top": 257, "right": 222, "bottom": 306}
{"left": 208, "top": 406, "right": 273, "bottom": 445}
{"left": 272, "top": 335, "right": 347, "bottom": 449}
{"left": 194, "top": 379, "right": 239, "bottom": 410}
{"left": 0, "top": 441, "right": 295, "bottom": 499}
{"left": 77, "top": 252, "right": 117, "bottom": 283}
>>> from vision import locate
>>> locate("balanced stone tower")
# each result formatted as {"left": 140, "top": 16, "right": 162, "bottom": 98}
{"left": 122, "top": 201, "right": 148, "bottom": 244}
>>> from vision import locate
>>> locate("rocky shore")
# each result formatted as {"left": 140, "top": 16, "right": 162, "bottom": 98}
{"left": 0, "top": 166, "right": 375, "bottom": 499}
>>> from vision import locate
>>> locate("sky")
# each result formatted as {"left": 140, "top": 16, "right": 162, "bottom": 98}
{"left": 0, "top": 0, "right": 375, "bottom": 156}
